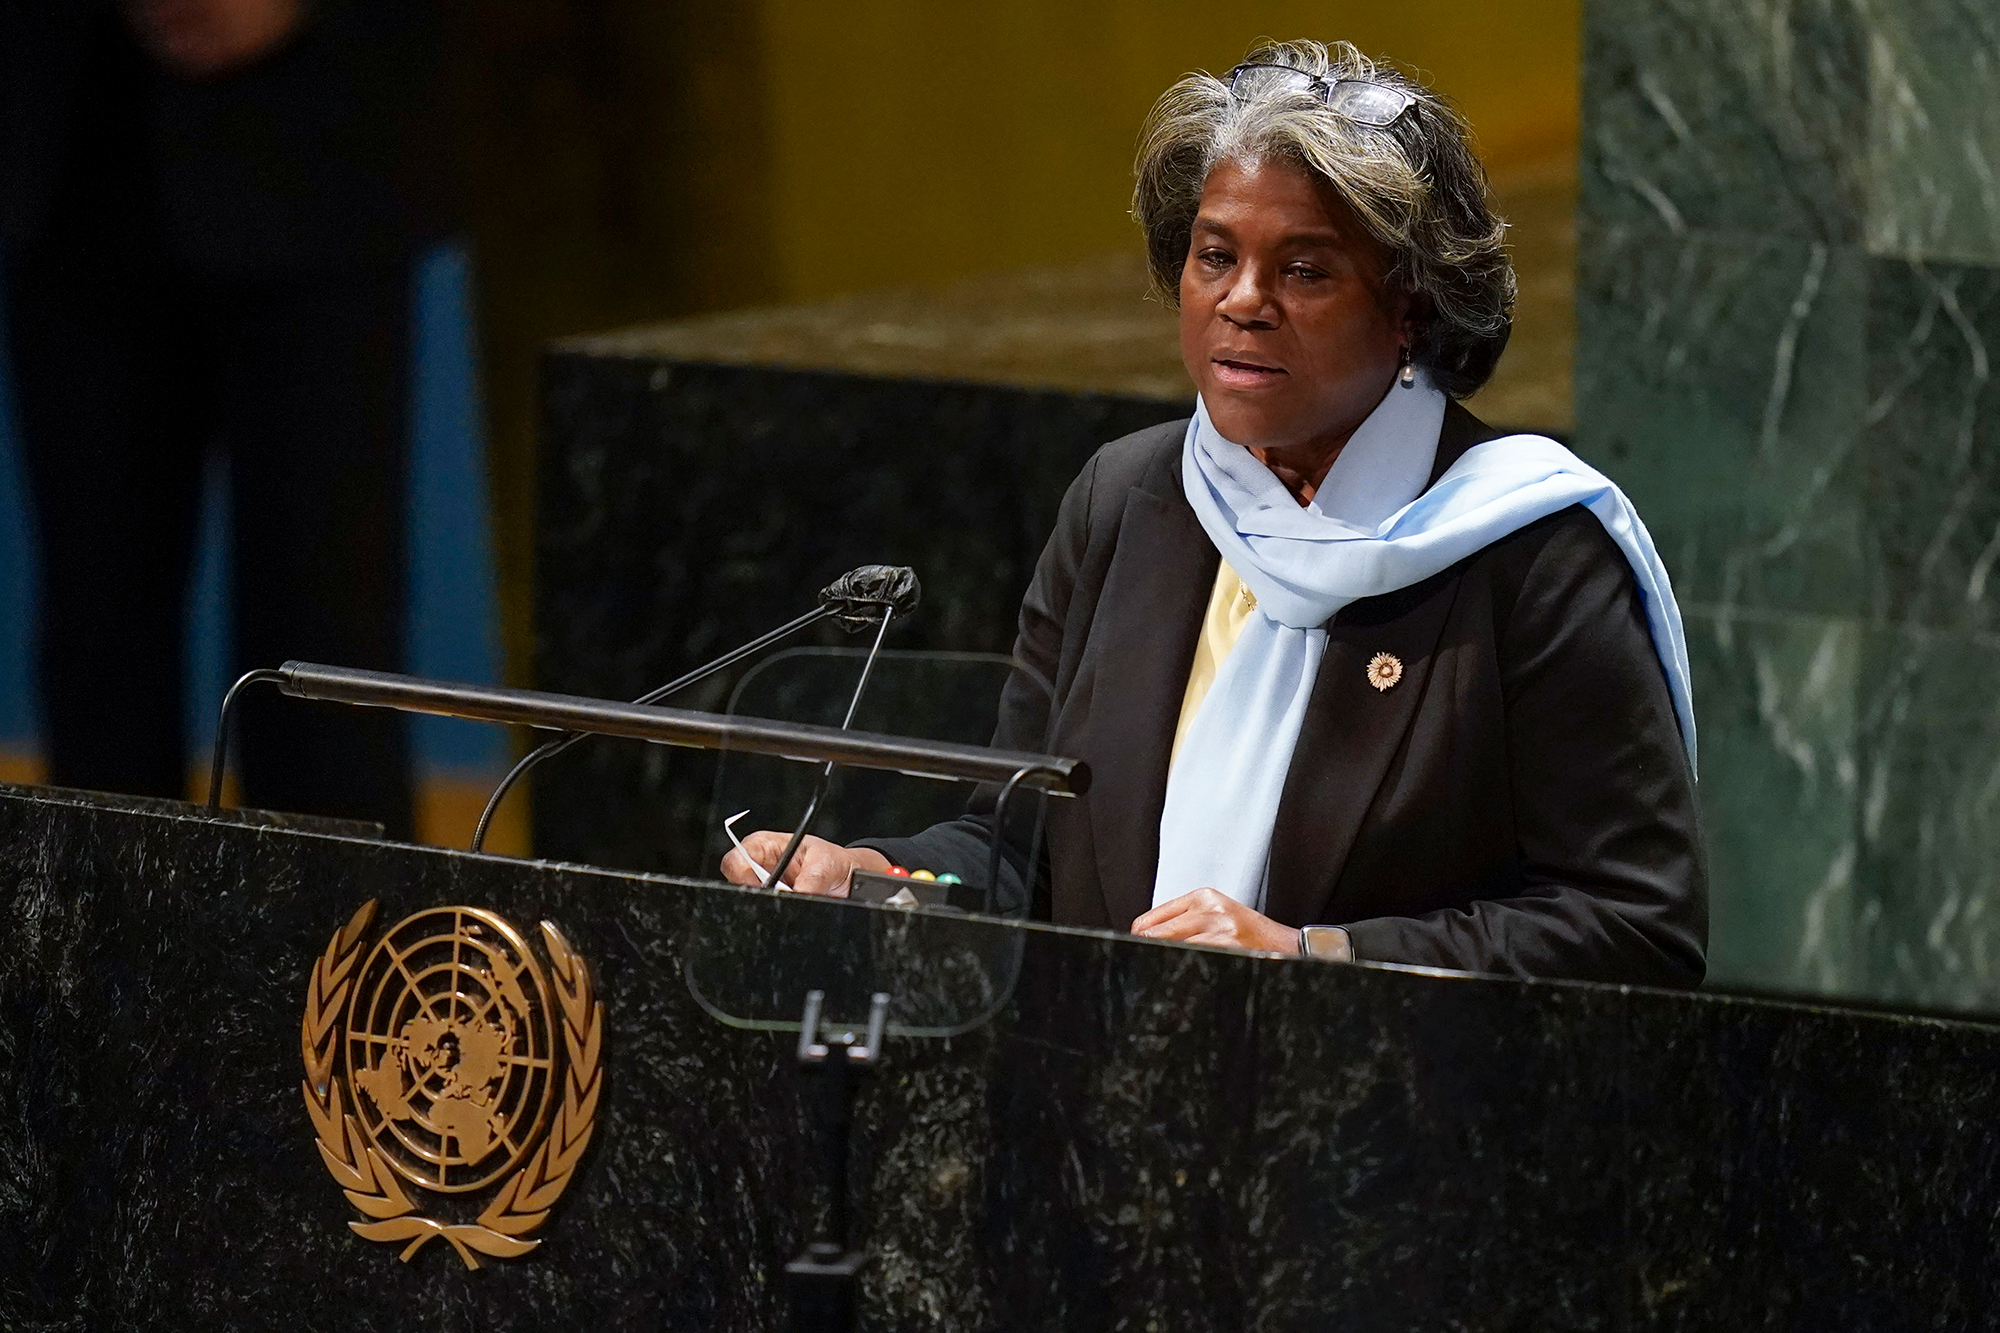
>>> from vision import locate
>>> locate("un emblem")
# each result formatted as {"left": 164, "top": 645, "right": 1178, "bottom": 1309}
{"left": 301, "top": 902, "right": 602, "bottom": 1268}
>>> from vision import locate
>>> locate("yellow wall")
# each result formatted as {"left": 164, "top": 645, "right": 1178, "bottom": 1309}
{"left": 754, "top": 0, "right": 1580, "bottom": 301}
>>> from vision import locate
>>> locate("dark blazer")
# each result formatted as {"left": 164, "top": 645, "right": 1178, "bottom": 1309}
{"left": 866, "top": 404, "right": 1707, "bottom": 987}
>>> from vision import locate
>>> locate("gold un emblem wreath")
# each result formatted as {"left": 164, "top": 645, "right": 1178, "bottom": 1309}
{"left": 300, "top": 901, "right": 603, "bottom": 1268}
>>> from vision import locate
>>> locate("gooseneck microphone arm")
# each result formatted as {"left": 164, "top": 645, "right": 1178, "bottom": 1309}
{"left": 468, "top": 603, "right": 835, "bottom": 852}
{"left": 759, "top": 602, "right": 898, "bottom": 891}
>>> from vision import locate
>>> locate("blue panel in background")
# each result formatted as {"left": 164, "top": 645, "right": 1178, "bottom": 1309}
{"left": 0, "top": 266, "right": 33, "bottom": 748}
{"left": 0, "top": 239, "right": 507, "bottom": 777}
{"left": 184, "top": 455, "right": 232, "bottom": 758}
{"left": 406, "top": 242, "right": 505, "bottom": 774}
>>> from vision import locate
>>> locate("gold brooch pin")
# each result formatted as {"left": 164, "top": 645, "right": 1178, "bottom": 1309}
{"left": 1366, "top": 652, "right": 1403, "bottom": 691}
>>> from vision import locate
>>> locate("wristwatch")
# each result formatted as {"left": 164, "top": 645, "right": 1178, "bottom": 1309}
{"left": 1298, "top": 925, "right": 1353, "bottom": 962}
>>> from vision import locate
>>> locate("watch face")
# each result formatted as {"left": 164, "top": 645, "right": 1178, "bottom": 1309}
{"left": 1300, "top": 926, "right": 1350, "bottom": 961}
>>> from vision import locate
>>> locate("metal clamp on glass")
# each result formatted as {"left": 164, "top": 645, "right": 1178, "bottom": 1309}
{"left": 788, "top": 989, "right": 890, "bottom": 1333}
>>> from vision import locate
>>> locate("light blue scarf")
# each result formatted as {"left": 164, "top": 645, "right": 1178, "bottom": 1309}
{"left": 1154, "top": 379, "right": 1695, "bottom": 911}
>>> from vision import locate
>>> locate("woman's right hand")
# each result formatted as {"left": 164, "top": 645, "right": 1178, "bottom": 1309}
{"left": 719, "top": 831, "right": 893, "bottom": 896}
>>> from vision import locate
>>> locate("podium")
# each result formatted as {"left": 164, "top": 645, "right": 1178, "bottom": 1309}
{"left": 3, "top": 778, "right": 1995, "bottom": 1329}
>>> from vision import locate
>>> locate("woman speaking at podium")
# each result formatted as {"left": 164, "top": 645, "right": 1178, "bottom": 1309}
{"left": 725, "top": 41, "right": 1706, "bottom": 987}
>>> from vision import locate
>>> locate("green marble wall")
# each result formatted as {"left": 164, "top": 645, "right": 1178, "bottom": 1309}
{"left": 1579, "top": 0, "right": 2000, "bottom": 1010}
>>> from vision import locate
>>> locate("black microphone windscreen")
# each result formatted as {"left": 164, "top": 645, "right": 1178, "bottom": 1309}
{"left": 819, "top": 565, "right": 920, "bottom": 630}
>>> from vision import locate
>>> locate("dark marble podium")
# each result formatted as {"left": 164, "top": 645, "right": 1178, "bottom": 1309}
{"left": 5, "top": 780, "right": 1998, "bottom": 1330}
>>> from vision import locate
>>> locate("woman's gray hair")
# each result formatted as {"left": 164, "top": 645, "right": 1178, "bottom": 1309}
{"left": 1133, "top": 40, "right": 1515, "bottom": 399}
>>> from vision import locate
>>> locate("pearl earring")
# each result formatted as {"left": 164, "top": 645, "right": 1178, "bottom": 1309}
{"left": 1398, "top": 349, "right": 1416, "bottom": 387}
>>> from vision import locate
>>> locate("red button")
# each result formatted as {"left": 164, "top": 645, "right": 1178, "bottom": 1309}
{"left": 886, "top": 865, "right": 910, "bottom": 877}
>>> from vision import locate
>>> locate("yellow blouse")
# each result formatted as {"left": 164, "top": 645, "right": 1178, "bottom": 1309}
{"left": 1169, "top": 560, "right": 1258, "bottom": 772}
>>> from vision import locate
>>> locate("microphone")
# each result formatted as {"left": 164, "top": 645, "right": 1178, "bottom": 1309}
{"left": 467, "top": 565, "right": 916, "bottom": 851}
{"left": 819, "top": 565, "right": 919, "bottom": 629}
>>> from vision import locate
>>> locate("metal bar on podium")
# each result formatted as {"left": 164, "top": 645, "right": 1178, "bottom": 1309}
{"left": 264, "top": 660, "right": 1088, "bottom": 795}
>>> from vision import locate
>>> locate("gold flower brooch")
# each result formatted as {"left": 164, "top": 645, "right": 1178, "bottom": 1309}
{"left": 1366, "top": 652, "right": 1404, "bottom": 692}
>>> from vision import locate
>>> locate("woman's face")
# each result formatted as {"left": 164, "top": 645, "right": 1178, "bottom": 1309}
{"left": 1178, "top": 157, "right": 1411, "bottom": 456}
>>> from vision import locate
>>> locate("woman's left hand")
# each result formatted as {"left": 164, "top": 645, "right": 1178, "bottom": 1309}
{"left": 1132, "top": 888, "right": 1297, "bottom": 954}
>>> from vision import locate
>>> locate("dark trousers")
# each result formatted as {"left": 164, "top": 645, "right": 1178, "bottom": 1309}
{"left": 6, "top": 236, "right": 414, "bottom": 838}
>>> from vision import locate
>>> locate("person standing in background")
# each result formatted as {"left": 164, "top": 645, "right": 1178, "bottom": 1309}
{"left": 0, "top": 0, "right": 455, "bottom": 836}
